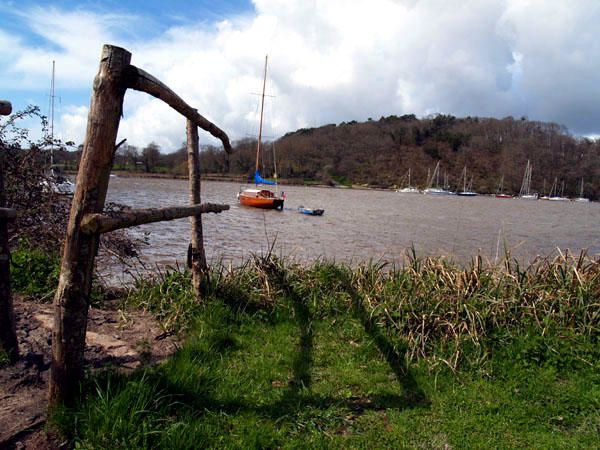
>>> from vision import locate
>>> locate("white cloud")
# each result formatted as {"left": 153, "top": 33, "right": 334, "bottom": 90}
{"left": 3, "top": 0, "right": 600, "bottom": 150}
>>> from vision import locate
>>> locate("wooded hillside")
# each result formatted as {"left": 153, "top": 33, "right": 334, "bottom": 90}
{"left": 252, "top": 114, "right": 600, "bottom": 198}
{"left": 62, "top": 114, "right": 600, "bottom": 199}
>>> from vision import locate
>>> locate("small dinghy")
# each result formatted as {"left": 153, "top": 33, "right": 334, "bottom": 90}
{"left": 298, "top": 205, "right": 324, "bottom": 216}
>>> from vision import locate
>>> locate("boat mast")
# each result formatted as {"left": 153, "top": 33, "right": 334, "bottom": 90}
{"left": 50, "top": 60, "right": 56, "bottom": 171}
{"left": 255, "top": 55, "right": 268, "bottom": 174}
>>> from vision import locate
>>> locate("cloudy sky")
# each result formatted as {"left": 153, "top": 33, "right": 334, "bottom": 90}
{"left": 1, "top": 0, "right": 599, "bottom": 151}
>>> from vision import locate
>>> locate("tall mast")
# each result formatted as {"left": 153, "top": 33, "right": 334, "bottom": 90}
{"left": 255, "top": 55, "right": 268, "bottom": 173}
{"left": 50, "top": 60, "right": 56, "bottom": 169}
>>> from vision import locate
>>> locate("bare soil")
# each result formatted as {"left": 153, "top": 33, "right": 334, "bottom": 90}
{"left": 0, "top": 295, "right": 178, "bottom": 449}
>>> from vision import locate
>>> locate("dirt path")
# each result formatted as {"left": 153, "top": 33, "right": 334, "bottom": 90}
{"left": 0, "top": 296, "right": 178, "bottom": 449}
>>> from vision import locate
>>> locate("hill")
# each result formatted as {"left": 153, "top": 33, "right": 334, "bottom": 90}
{"left": 103, "top": 114, "right": 600, "bottom": 199}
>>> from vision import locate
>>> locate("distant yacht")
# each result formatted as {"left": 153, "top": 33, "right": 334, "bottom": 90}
{"left": 495, "top": 175, "right": 512, "bottom": 198}
{"left": 574, "top": 178, "right": 590, "bottom": 202}
{"left": 546, "top": 177, "right": 569, "bottom": 202}
{"left": 423, "top": 161, "right": 453, "bottom": 195}
{"left": 456, "top": 166, "right": 477, "bottom": 197}
{"left": 518, "top": 160, "right": 538, "bottom": 200}
{"left": 397, "top": 168, "right": 420, "bottom": 193}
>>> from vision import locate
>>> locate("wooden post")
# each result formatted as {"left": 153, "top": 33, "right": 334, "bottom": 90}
{"left": 80, "top": 203, "right": 229, "bottom": 234}
{"left": 0, "top": 154, "right": 18, "bottom": 363}
{"left": 187, "top": 119, "right": 208, "bottom": 300}
{"left": 50, "top": 45, "right": 131, "bottom": 406}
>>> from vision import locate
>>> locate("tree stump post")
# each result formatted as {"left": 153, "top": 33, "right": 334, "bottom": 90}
{"left": 187, "top": 118, "right": 208, "bottom": 300}
{"left": 50, "top": 45, "right": 131, "bottom": 406}
{"left": 0, "top": 137, "right": 18, "bottom": 362}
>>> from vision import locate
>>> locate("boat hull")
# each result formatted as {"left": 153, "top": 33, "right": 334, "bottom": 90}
{"left": 298, "top": 207, "right": 324, "bottom": 216}
{"left": 238, "top": 189, "right": 284, "bottom": 210}
{"left": 424, "top": 188, "right": 453, "bottom": 195}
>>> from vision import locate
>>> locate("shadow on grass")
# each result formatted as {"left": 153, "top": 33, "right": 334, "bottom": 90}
{"left": 70, "top": 277, "right": 428, "bottom": 444}
{"left": 346, "top": 285, "right": 429, "bottom": 407}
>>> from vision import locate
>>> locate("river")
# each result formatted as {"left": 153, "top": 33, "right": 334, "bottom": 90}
{"left": 104, "top": 177, "right": 600, "bottom": 273}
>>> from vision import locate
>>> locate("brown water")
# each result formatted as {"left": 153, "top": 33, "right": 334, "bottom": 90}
{"left": 105, "top": 177, "right": 600, "bottom": 270}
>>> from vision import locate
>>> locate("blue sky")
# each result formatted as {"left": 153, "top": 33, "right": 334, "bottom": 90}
{"left": 2, "top": 0, "right": 600, "bottom": 150}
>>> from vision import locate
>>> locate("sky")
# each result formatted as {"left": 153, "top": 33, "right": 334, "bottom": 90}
{"left": 1, "top": 0, "right": 600, "bottom": 151}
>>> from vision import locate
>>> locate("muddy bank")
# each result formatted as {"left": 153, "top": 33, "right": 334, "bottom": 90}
{"left": 0, "top": 296, "right": 178, "bottom": 449}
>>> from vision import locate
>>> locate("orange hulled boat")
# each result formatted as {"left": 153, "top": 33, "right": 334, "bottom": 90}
{"left": 238, "top": 188, "right": 284, "bottom": 209}
{"left": 238, "top": 55, "right": 285, "bottom": 210}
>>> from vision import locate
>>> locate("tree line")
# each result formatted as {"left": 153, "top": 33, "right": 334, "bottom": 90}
{"left": 55, "top": 114, "right": 600, "bottom": 199}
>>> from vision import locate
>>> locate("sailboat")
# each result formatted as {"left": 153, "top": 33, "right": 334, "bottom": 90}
{"left": 546, "top": 177, "right": 569, "bottom": 201}
{"left": 518, "top": 160, "right": 537, "bottom": 200}
{"left": 457, "top": 166, "right": 477, "bottom": 196}
{"left": 397, "top": 168, "right": 420, "bottom": 193}
{"left": 495, "top": 175, "right": 512, "bottom": 198}
{"left": 237, "top": 56, "right": 284, "bottom": 210}
{"left": 46, "top": 61, "right": 75, "bottom": 195}
{"left": 423, "top": 161, "right": 452, "bottom": 195}
{"left": 574, "top": 178, "right": 589, "bottom": 202}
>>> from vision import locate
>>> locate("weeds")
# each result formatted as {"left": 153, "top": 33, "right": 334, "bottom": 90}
{"left": 123, "top": 250, "right": 599, "bottom": 373}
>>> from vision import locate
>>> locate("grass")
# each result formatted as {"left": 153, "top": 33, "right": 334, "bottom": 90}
{"left": 10, "top": 240, "right": 61, "bottom": 300}
{"left": 53, "top": 252, "right": 600, "bottom": 449}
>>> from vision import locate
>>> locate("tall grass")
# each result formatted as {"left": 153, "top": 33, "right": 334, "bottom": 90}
{"left": 55, "top": 251, "right": 600, "bottom": 449}
{"left": 124, "top": 250, "right": 599, "bottom": 372}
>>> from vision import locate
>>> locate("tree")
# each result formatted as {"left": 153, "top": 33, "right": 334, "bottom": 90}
{"left": 142, "top": 142, "right": 161, "bottom": 172}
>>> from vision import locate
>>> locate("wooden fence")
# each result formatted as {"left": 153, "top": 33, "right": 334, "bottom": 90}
{"left": 50, "top": 45, "right": 232, "bottom": 406}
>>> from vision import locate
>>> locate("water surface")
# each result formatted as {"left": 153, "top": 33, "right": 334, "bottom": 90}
{"left": 105, "top": 177, "right": 600, "bottom": 271}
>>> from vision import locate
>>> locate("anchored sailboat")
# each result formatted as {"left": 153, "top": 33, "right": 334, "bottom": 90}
{"left": 457, "top": 166, "right": 477, "bottom": 196}
{"left": 495, "top": 175, "right": 512, "bottom": 198}
{"left": 518, "top": 160, "right": 537, "bottom": 200}
{"left": 397, "top": 168, "right": 420, "bottom": 193}
{"left": 423, "top": 161, "right": 452, "bottom": 195}
{"left": 574, "top": 178, "right": 590, "bottom": 202}
{"left": 237, "top": 56, "right": 284, "bottom": 210}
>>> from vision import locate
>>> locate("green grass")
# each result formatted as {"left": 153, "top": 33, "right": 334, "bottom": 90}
{"left": 10, "top": 240, "right": 60, "bottom": 300}
{"left": 54, "top": 254, "right": 600, "bottom": 449}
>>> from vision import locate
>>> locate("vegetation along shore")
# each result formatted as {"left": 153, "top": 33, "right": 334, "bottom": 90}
{"left": 3, "top": 248, "right": 598, "bottom": 448}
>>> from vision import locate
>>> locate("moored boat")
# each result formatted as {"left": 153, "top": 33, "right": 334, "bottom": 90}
{"left": 238, "top": 189, "right": 284, "bottom": 209}
{"left": 424, "top": 162, "right": 453, "bottom": 195}
{"left": 457, "top": 166, "right": 477, "bottom": 196}
{"left": 298, "top": 205, "right": 324, "bottom": 216}
{"left": 495, "top": 175, "right": 512, "bottom": 198}
{"left": 518, "top": 160, "right": 538, "bottom": 200}
{"left": 238, "top": 56, "right": 285, "bottom": 210}
{"left": 574, "top": 178, "right": 589, "bottom": 202}
{"left": 397, "top": 168, "right": 420, "bottom": 193}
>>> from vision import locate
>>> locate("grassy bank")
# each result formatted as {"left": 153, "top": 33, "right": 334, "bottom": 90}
{"left": 54, "top": 253, "right": 600, "bottom": 448}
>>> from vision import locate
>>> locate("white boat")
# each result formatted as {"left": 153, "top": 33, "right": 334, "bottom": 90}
{"left": 518, "top": 160, "right": 538, "bottom": 200}
{"left": 397, "top": 168, "right": 420, "bottom": 193}
{"left": 574, "top": 178, "right": 589, "bottom": 202}
{"left": 423, "top": 162, "right": 453, "bottom": 195}
{"left": 457, "top": 166, "right": 477, "bottom": 197}
{"left": 546, "top": 177, "right": 569, "bottom": 201}
{"left": 495, "top": 175, "right": 512, "bottom": 198}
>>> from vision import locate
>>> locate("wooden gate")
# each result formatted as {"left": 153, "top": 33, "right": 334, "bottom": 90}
{"left": 50, "top": 45, "right": 233, "bottom": 405}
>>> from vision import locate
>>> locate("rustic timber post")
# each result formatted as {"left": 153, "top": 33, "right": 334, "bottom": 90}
{"left": 187, "top": 119, "right": 208, "bottom": 300}
{"left": 50, "top": 45, "right": 131, "bottom": 406}
{"left": 0, "top": 99, "right": 19, "bottom": 362}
